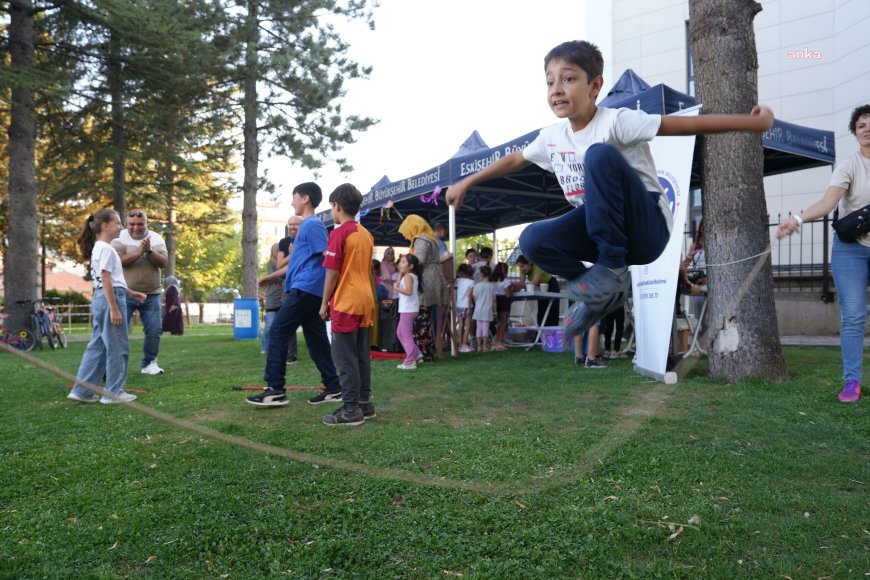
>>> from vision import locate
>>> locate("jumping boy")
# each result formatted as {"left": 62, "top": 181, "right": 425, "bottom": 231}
{"left": 246, "top": 182, "right": 342, "bottom": 407}
{"left": 320, "top": 184, "right": 376, "bottom": 426}
{"left": 446, "top": 40, "right": 774, "bottom": 338}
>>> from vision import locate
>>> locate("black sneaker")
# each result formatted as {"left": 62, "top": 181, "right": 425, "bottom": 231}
{"left": 307, "top": 390, "right": 342, "bottom": 405}
{"left": 286, "top": 357, "right": 298, "bottom": 365}
{"left": 360, "top": 400, "right": 377, "bottom": 420}
{"left": 246, "top": 388, "right": 289, "bottom": 407}
{"left": 585, "top": 356, "right": 607, "bottom": 369}
{"left": 322, "top": 405, "right": 365, "bottom": 426}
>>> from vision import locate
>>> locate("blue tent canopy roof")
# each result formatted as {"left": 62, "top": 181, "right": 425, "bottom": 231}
{"left": 320, "top": 70, "right": 836, "bottom": 245}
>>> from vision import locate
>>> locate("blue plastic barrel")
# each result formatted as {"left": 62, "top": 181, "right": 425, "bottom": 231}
{"left": 233, "top": 298, "right": 259, "bottom": 340}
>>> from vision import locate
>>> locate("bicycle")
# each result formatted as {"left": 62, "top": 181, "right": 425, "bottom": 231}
{"left": 17, "top": 298, "right": 66, "bottom": 350}
{"left": 43, "top": 298, "right": 68, "bottom": 348}
{"left": 0, "top": 312, "right": 37, "bottom": 352}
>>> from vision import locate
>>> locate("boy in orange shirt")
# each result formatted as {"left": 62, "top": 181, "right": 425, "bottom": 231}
{"left": 320, "top": 183, "right": 376, "bottom": 426}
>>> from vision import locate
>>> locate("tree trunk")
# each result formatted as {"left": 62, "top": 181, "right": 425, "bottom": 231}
{"left": 240, "top": 0, "right": 260, "bottom": 299}
{"left": 6, "top": 0, "right": 39, "bottom": 330}
{"left": 689, "top": 0, "right": 787, "bottom": 382}
{"left": 109, "top": 30, "right": 126, "bottom": 218}
{"left": 164, "top": 161, "right": 177, "bottom": 277}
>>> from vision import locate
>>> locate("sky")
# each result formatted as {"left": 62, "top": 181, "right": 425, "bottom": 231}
{"left": 258, "top": 0, "right": 589, "bottom": 217}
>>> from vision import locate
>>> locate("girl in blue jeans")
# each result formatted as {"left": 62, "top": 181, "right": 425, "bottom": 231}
{"left": 67, "top": 209, "right": 145, "bottom": 405}
{"left": 777, "top": 104, "right": 870, "bottom": 403}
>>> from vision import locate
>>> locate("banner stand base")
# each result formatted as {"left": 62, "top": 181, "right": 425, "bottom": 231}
{"left": 634, "top": 365, "right": 678, "bottom": 384}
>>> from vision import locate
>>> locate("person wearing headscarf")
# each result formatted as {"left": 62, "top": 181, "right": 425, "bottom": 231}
{"left": 380, "top": 246, "right": 399, "bottom": 299}
{"left": 162, "top": 275, "right": 184, "bottom": 336}
{"left": 399, "top": 215, "right": 448, "bottom": 360}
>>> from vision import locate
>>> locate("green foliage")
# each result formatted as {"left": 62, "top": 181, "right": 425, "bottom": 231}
{"left": 175, "top": 227, "right": 243, "bottom": 302}
{"left": 1, "top": 339, "right": 867, "bottom": 576}
{"left": 44, "top": 288, "right": 88, "bottom": 305}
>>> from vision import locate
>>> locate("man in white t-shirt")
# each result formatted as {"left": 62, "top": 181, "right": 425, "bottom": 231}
{"left": 447, "top": 40, "right": 774, "bottom": 339}
{"left": 112, "top": 210, "right": 168, "bottom": 375}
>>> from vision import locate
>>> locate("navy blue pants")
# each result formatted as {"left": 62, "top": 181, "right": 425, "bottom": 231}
{"left": 519, "top": 143, "right": 670, "bottom": 279}
{"left": 264, "top": 289, "right": 340, "bottom": 392}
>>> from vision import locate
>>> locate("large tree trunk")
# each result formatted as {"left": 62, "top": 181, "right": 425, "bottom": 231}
{"left": 109, "top": 30, "right": 126, "bottom": 217}
{"left": 689, "top": 0, "right": 787, "bottom": 382}
{"left": 6, "top": 0, "right": 39, "bottom": 330}
{"left": 240, "top": 0, "right": 259, "bottom": 299}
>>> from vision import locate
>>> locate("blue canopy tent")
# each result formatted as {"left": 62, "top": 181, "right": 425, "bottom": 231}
{"left": 317, "top": 130, "right": 566, "bottom": 246}
{"left": 318, "top": 69, "right": 835, "bottom": 245}
{"left": 598, "top": 69, "right": 836, "bottom": 186}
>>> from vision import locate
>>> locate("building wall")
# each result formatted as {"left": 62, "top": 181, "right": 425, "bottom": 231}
{"left": 587, "top": 0, "right": 870, "bottom": 224}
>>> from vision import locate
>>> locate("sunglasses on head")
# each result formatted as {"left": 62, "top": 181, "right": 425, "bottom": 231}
{"left": 128, "top": 212, "right": 145, "bottom": 218}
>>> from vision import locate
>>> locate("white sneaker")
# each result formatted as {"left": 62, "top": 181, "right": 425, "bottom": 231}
{"left": 141, "top": 360, "right": 164, "bottom": 375}
{"left": 100, "top": 392, "right": 137, "bottom": 404}
{"left": 397, "top": 362, "right": 417, "bottom": 370}
{"left": 67, "top": 391, "right": 98, "bottom": 403}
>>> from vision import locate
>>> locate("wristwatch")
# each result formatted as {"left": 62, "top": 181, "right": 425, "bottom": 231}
{"left": 145, "top": 250, "right": 152, "bottom": 255}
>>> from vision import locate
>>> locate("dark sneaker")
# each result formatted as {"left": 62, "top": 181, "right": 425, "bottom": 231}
{"left": 307, "top": 390, "right": 342, "bottom": 405}
{"left": 585, "top": 356, "right": 607, "bottom": 369}
{"left": 286, "top": 357, "right": 298, "bottom": 365}
{"left": 838, "top": 380, "right": 861, "bottom": 403}
{"left": 360, "top": 401, "right": 377, "bottom": 420}
{"left": 246, "top": 388, "right": 289, "bottom": 407}
{"left": 566, "top": 264, "right": 631, "bottom": 303}
{"left": 563, "top": 291, "right": 627, "bottom": 340}
{"left": 322, "top": 405, "right": 365, "bottom": 426}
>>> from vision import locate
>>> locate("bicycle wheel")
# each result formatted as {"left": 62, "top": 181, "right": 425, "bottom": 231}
{"left": 53, "top": 322, "right": 68, "bottom": 348}
{"left": 43, "top": 321, "right": 57, "bottom": 350}
{"left": 29, "top": 315, "right": 43, "bottom": 349}
{"left": 8, "top": 328, "right": 37, "bottom": 351}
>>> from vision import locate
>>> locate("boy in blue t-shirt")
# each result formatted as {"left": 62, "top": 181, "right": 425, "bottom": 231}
{"left": 447, "top": 40, "right": 774, "bottom": 338}
{"left": 246, "top": 182, "right": 341, "bottom": 407}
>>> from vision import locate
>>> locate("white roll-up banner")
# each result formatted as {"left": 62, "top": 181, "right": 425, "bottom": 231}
{"left": 631, "top": 105, "right": 701, "bottom": 383}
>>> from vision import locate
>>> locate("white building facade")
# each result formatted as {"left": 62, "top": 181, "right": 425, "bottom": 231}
{"left": 586, "top": 0, "right": 870, "bottom": 226}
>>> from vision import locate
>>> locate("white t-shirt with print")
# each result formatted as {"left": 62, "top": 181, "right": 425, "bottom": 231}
{"left": 830, "top": 150, "right": 870, "bottom": 247}
{"left": 523, "top": 107, "right": 672, "bottom": 233}
{"left": 91, "top": 240, "right": 128, "bottom": 291}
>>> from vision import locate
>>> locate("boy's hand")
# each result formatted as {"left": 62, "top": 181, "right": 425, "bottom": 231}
{"left": 319, "top": 304, "right": 330, "bottom": 321}
{"left": 446, "top": 182, "right": 468, "bottom": 209}
{"left": 110, "top": 306, "right": 122, "bottom": 325}
{"left": 751, "top": 105, "right": 775, "bottom": 131}
{"left": 129, "top": 291, "right": 147, "bottom": 302}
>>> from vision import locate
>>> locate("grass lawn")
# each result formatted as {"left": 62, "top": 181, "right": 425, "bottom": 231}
{"left": 1, "top": 330, "right": 867, "bottom": 577}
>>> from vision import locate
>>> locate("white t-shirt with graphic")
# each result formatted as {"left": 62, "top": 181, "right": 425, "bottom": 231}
{"left": 523, "top": 107, "right": 672, "bottom": 232}
{"left": 830, "top": 150, "right": 870, "bottom": 247}
{"left": 91, "top": 240, "right": 128, "bottom": 291}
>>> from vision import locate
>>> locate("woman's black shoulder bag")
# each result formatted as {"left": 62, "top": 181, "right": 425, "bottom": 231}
{"left": 833, "top": 205, "right": 870, "bottom": 243}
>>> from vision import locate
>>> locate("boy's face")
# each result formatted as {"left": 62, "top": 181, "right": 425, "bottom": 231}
{"left": 545, "top": 59, "right": 602, "bottom": 126}
{"left": 466, "top": 251, "right": 478, "bottom": 264}
{"left": 291, "top": 191, "right": 308, "bottom": 215}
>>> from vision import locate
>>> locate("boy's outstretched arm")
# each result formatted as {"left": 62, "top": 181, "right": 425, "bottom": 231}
{"left": 446, "top": 151, "right": 531, "bottom": 209}
{"left": 658, "top": 105, "right": 774, "bottom": 136}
